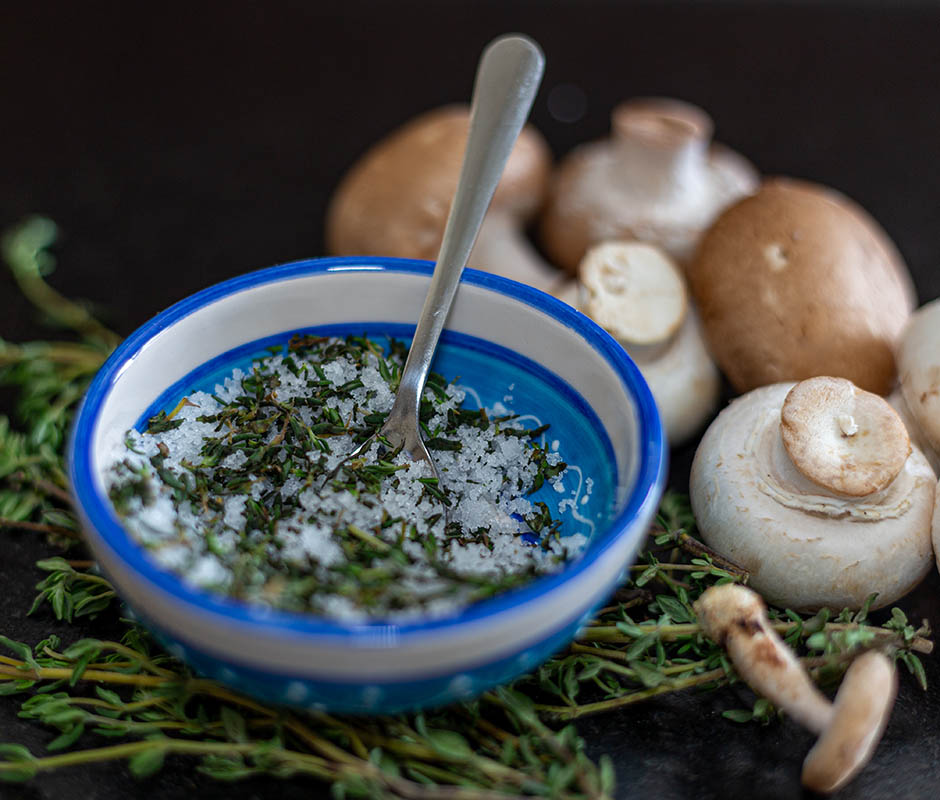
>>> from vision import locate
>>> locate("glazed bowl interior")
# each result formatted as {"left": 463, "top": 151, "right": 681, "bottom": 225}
{"left": 69, "top": 257, "right": 666, "bottom": 713}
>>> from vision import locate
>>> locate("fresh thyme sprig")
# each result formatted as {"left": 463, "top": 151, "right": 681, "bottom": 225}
{"left": 11, "top": 556, "right": 932, "bottom": 785}
{"left": 0, "top": 218, "right": 115, "bottom": 547}
{"left": 0, "top": 216, "right": 121, "bottom": 351}
{"left": 511, "top": 502, "right": 932, "bottom": 724}
{"left": 0, "top": 626, "right": 615, "bottom": 797}
{"left": 0, "top": 216, "right": 932, "bottom": 794}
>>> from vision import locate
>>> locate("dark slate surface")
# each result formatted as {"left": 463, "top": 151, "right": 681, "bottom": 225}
{"left": 0, "top": 2, "right": 938, "bottom": 798}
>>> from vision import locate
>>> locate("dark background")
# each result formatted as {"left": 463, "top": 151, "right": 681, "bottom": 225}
{"left": 1, "top": 1, "right": 939, "bottom": 798}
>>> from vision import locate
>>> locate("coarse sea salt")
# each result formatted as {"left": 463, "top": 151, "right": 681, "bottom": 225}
{"left": 106, "top": 335, "right": 588, "bottom": 621}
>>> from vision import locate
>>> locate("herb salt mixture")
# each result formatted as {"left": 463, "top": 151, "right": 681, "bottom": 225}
{"left": 106, "top": 334, "right": 586, "bottom": 620}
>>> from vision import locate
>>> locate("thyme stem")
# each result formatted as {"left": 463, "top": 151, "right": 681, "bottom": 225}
{"left": 579, "top": 621, "right": 933, "bottom": 654}
{"left": 534, "top": 668, "right": 729, "bottom": 722}
{"left": 0, "top": 664, "right": 169, "bottom": 686}
{"left": 0, "top": 518, "right": 79, "bottom": 539}
{"left": 9, "top": 472, "right": 74, "bottom": 503}
{"left": 0, "top": 218, "right": 120, "bottom": 349}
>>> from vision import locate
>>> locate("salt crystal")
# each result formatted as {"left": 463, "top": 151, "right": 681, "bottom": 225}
{"left": 186, "top": 556, "right": 230, "bottom": 588}
{"left": 106, "top": 335, "right": 590, "bottom": 621}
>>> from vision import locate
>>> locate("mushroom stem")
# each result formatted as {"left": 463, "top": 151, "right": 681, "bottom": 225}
{"left": 575, "top": 241, "right": 720, "bottom": 446}
{"left": 578, "top": 241, "right": 688, "bottom": 359}
{"left": 618, "top": 337, "right": 673, "bottom": 366}
{"left": 779, "top": 377, "right": 911, "bottom": 497}
{"left": 802, "top": 650, "right": 898, "bottom": 794}
{"left": 611, "top": 99, "right": 711, "bottom": 202}
{"left": 469, "top": 212, "right": 566, "bottom": 294}
{"left": 694, "top": 583, "right": 833, "bottom": 734}
{"left": 695, "top": 583, "right": 898, "bottom": 794}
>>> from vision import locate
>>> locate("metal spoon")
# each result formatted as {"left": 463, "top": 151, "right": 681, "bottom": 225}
{"left": 327, "top": 35, "right": 545, "bottom": 489}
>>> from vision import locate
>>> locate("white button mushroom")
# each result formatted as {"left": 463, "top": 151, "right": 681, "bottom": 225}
{"left": 539, "top": 97, "right": 758, "bottom": 275}
{"left": 695, "top": 583, "right": 898, "bottom": 794}
{"left": 576, "top": 241, "right": 720, "bottom": 446}
{"left": 325, "top": 105, "right": 569, "bottom": 295}
{"left": 888, "top": 388, "right": 940, "bottom": 476}
{"left": 688, "top": 178, "right": 917, "bottom": 396}
{"left": 934, "top": 478, "right": 940, "bottom": 574}
{"left": 895, "top": 296, "right": 940, "bottom": 472}
{"left": 690, "top": 377, "right": 936, "bottom": 611}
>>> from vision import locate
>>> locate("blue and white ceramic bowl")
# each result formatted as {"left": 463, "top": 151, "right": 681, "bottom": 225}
{"left": 68, "top": 257, "right": 666, "bottom": 713}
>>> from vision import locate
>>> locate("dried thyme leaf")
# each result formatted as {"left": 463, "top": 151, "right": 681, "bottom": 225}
{"left": 145, "top": 411, "right": 184, "bottom": 434}
{"left": 105, "top": 334, "right": 574, "bottom": 620}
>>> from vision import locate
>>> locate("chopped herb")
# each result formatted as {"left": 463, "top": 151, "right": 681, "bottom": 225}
{"left": 144, "top": 411, "right": 183, "bottom": 434}
{"left": 106, "top": 335, "right": 581, "bottom": 619}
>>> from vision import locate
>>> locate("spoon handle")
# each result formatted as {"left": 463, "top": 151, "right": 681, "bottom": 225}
{"left": 388, "top": 35, "right": 545, "bottom": 431}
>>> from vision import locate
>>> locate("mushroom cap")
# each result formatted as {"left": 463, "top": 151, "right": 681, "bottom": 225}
{"left": 780, "top": 377, "right": 911, "bottom": 497}
{"left": 688, "top": 178, "right": 915, "bottom": 396}
{"left": 690, "top": 382, "right": 936, "bottom": 611}
{"left": 325, "top": 105, "right": 552, "bottom": 260}
{"left": 539, "top": 97, "right": 758, "bottom": 274}
{"left": 897, "top": 297, "right": 940, "bottom": 453}
{"left": 801, "top": 650, "right": 897, "bottom": 794}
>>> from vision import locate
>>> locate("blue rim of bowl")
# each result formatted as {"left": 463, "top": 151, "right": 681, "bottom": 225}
{"left": 68, "top": 256, "right": 667, "bottom": 642}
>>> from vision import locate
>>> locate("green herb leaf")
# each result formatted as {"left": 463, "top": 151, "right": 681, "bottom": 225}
{"left": 128, "top": 742, "right": 167, "bottom": 778}
{"left": 0, "top": 743, "right": 38, "bottom": 782}
{"left": 425, "top": 729, "right": 473, "bottom": 760}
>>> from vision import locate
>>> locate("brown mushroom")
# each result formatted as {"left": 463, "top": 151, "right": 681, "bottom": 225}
{"left": 688, "top": 178, "right": 916, "bottom": 395}
{"left": 325, "top": 105, "right": 567, "bottom": 293}
{"left": 539, "top": 97, "right": 758, "bottom": 274}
